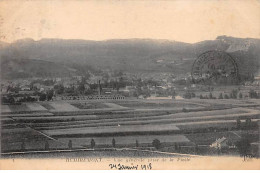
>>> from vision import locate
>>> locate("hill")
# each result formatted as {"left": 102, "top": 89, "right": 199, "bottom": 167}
{"left": 0, "top": 57, "right": 89, "bottom": 79}
{"left": 0, "top": 36, "right": 259, "bottom": 79}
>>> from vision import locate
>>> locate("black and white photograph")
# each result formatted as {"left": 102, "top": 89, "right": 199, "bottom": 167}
{"left": 0, "top": 0, "right": 259, "bottom": 170}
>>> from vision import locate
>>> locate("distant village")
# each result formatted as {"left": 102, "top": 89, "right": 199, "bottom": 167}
{"left": 1, "top": 69, "right": 260, "bottom": 104}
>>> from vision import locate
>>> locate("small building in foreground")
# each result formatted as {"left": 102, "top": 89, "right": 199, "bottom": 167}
{"left": 210, "top": 137, "right": 228, "bottom": 149}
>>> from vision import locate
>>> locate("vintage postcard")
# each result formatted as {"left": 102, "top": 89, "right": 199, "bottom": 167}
{"left": 0, "top": 0, "right": 259, "bottom": 170}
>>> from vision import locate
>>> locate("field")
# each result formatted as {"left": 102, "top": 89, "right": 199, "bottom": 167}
{"left": 2, "top": 149, "right": 191, "bottom": 158}
{"left": 25, "top": 103, "right": 48, "bottom": 111}
{"left": 42, "top": 124, "right": 180, "bottom": 137}
{"left": 1, "top": 98, "right": 260, "bottom": 157}
{"left": 1, "top": 127, "right": 67, "bottom": 152}
{"left": 71, "top": 102, "right": 109, "bottom": 109}
{"left": 113, "top": 100, "right": 199, "bottom": 109}
{"left": 57, "top": 135, "right": 190, "bottom": 147}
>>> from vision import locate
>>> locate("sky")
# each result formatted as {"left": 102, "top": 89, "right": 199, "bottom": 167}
{"left": 0, "top": 0, "right": 259, "bottom": 43}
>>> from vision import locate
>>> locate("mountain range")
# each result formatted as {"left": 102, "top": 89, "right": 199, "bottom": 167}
{"left": 1, "top": 36, "right": 260, "bottom": 79}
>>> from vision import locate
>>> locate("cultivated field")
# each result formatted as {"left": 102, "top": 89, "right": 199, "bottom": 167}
{"left": 1, "top": 98, "right": 259, "bottom": 157}
{"left": 57, "top": 135, "right": 190, "bottom": 147}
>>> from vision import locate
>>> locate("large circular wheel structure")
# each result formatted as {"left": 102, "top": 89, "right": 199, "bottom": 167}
{"left": 191, "top": 50, "right": 239, "bottom": 85}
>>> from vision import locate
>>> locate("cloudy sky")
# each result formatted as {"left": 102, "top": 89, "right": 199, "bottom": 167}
{"left": 0, "top": 0, "right": 259, "bottom": 43}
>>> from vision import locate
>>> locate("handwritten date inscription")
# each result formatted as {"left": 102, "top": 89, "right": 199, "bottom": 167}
{"left": 109, "top": 163, "right": 152, "bottom": 170}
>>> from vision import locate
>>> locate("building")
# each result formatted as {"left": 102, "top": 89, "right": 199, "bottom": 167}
{"left": 54, "top": 94, "right": 125, "bottom": 101}
{"left": 20, "top": 85, "right": 31, "bottom": 91}
{"left": 146, "top": 96, "right": 172, "bottom": 100}
{"left": 210, "top": 137, "right": 228, "bottom": 149}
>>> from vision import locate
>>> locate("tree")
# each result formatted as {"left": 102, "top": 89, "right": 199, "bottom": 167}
{"left": 224, "top": 94, "right": 229, "bottom": 99}
{"left": 54, "top": 84, "right": 64, "bottom": 94}
{"left": 2, "top": 96, "right": 15, "bottom": 104}
{"left": 182, "top": 108, "right": 188, "bottom": 112}
{"left": 45, "top": 140, "right": 49, "bottom": 150}
{"left": 77, "top": 83, "right": 85, "bottom": 94}
{"left": 171, "top": 90, "right": 177, "bottom": 98}
{"left": 91, "top": 139, "right": 96, "bottom": 149}
{"left": 218, "top": 93, "right": 223, "bottom": 99}
{"left": 183, "top": 92, "right": 192, "bottom": 99}
{"left": 112, "top": 138, "right": 116, "bottom": 148}
{"left": 21, "top": 141, "right": 25, "bottom": 151}
{"left": 236, "top": 136, "right": 251, "bottom": 160}
{"left": 152, "top": 139, "right": 161, "bottom": 149}
{"left": 174, "top": 143, "right": 178, "bottom": 151}
{"left": 249, "top": 89, "right": 258, "bottom": 99}
{"left": 43, "top": 79, "right": 54, "bottom": 86}
{"left": 136, "top": 140, "right": 139, "bottom": 148}
{"left": 236, "top": 118, "right": 241, "bottom": 129}
{"left": 231, "top": 89, "right": 238, "bottom": 99}
{"left": 245, "top": 118, "right": 252, "bottom": 128}
{"left": 68, "top": 140, "right": 72, "bottom": 150}
{"left": 46, "top": 90, "right": 54, "bottom": 101}
{"left": 195, "top": 144, "right": 199, "bottom": 154}
{"left": 217, "top": 146, "right": 221, "bottom": 155}
{"left": 1, "top": 96, "right": 7, "bottom": 104}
